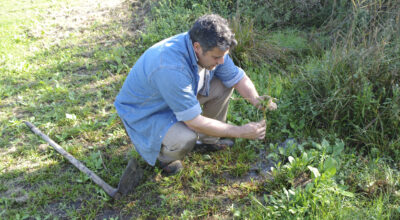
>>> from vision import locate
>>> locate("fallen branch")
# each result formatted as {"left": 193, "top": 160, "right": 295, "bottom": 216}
{"left": 24, "top": 121, "right": 120, "bottom": 199}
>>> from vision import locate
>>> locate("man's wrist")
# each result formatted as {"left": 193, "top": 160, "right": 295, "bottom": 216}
{"left": 249, "top": 96, "right": 260, "bottom": 107}
{"left": 228, "top": 125, "right": 242, "bottom": 138}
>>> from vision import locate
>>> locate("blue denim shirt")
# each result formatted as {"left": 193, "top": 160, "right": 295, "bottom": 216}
{"left": 114, "top": 32, "right": 244, "bottom": 165}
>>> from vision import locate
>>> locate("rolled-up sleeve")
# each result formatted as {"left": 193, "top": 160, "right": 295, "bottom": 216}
{"left": 151, "top": 67, "right": 202, "bottom": 121}
{"left": 213, "top": 54, "right": 245, "bottom": 88}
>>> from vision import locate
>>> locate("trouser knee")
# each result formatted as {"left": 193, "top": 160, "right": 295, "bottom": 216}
{"left": 158, "top": 122, "right": 198, "bottom": 163}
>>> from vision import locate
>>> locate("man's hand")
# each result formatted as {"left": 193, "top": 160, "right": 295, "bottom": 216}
{"left": 234, "top": 75, "right": 277, "bottom": 111}
{"left": 238, "top": 120, "right": 266, "bottom": 139}
{"left": 255, "top": 95, "right": 278, "bottom": 111}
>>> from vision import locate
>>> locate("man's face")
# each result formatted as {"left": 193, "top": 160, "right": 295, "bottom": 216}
{"left": 193, "top": 42, "right": 229, "bottom": 70}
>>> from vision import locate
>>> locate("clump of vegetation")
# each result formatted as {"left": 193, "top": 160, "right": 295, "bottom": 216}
{"left": 283, "top": 0, "right": 400, "bottom": 157}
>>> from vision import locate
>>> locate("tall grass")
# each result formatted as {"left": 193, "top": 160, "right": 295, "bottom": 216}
{"left": 283, "top": 0, "right": 400, "bottom": 157}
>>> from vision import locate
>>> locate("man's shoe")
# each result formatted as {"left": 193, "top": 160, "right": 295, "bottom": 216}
{"left": 160, "top": 160, "right": 183, "bottom": 175}
{"left": 194, "top": 139, "right": 235, "bottom": 153}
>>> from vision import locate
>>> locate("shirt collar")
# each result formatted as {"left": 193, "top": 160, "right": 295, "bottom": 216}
{"left": 185, "top": 33, "right": 198, "bottom": 67}
{"left": 194, "top": 50, "right": 204, "bottom": 70}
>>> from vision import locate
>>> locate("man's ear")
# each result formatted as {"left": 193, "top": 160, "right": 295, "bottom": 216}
{"left": 193, "top": 42, "right": 202, "bottom": 55}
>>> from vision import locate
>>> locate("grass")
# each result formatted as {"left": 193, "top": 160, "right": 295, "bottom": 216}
{"left": 1, "top": 0, "right": 400, "bottom": 219}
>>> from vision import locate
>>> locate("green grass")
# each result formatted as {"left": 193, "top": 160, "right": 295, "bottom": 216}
{"left": 1, "top": 0, "right": 400, "bottom": 219}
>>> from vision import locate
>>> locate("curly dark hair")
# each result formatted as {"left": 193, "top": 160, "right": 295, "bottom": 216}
{"left": 189, "top": 14, "right": 237, "bottom": 53}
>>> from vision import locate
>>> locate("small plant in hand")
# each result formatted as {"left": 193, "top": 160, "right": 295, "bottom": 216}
{"left": 256, "top": 95, "right": 278, "bottom": 116}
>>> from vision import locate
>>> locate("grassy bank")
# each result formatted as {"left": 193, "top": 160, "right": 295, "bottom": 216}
{"left": 1, "top": 0, "right": 399, "bottom": 219}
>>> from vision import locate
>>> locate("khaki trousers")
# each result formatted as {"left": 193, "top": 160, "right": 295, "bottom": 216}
{"left": 158, "top": 78, "right": 234, "bottom": 164}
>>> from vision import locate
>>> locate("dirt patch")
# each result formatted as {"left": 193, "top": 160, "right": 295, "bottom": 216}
{"left": 95, "top": 209, "right": 133, "bottom": 220}
{"left": 0, "top": 99, "right": 33, "bottom": 120}
{"left": 1, "top": 186, "right": 29, "bottom": 204}
{"left": 293, "top": 172, "right": 312, "bottom": 188}
{"left": 0, "top": 146, "right": 17, "bottom": 157}
{"left": 27, "top": 0, "right": 149, "bottom": 48}
{"left": 0, "top": 176, "right": 29, "bottom": 204}
{"left": 43, "top": 200, "right": 83, "bottom": 219}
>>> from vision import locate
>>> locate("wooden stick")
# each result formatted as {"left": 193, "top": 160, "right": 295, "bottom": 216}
{"left": 24, "top": 121, "right": 120, "bottom": 199}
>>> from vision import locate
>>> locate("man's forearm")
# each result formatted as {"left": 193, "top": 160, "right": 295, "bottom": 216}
{"left": 184, "top": 115, "right": 266, "bottom": 140}
{"left": 184, "top": 115, "right": 241, "bottom": 138}
{"left": 233, "top": 74, "right": 260, "bottom": 106}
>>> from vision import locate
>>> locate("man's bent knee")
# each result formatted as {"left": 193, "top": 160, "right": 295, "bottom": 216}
{"left": 159, "top": 122, "right": 198, "bottom": 163}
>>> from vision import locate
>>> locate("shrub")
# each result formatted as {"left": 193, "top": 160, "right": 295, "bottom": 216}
{"left": 235, "top": 0, "right": 335, "bottom": 29}
{"left": 140, "top": 0, "right": 234, "bottom": 49}
{"left": 282, "top": 0, "right": 400, "bottom": 157}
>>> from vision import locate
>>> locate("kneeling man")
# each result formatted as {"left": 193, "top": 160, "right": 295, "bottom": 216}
{"left": 115, "top": 14, "right": 277, "bottom": 175}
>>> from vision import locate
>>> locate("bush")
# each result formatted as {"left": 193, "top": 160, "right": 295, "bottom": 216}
{"left": 140, "top": 0, "right": 319, "bottom": 67}
{"left": 140, "top": 0, "right": 234, "bottom": 48}
{"left": 235, "top": 0, "right": 335, "bottom": 29}
{"left": 282, "top": 0, "right": 400, "bottom": 157}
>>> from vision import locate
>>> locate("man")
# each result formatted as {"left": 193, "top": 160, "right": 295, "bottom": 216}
{"left": 115, "top": 14, "right": 277, "bottom": 176}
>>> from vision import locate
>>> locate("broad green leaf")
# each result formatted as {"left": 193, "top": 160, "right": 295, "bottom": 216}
{"left": 267, "top": 152, "right": 279, "bottom": 161}
{"left": 283, "top": 188, "right": 289, "bottom": 200}
{"left": 333, "top": 141, "right": 345, "bottom": 157}
{"left": 323, "top": 167, "right": 337, "bottom": 178}
{"left": 323, "top": 157, "right": 338, "bottom": 171}
{"left": 278, "top": 146, "right": 286, "bottom": 155}
{"left": 321, "top": 139, "right": 330, "bottom": 150}
{"left": 299, "top": 118, "right": 305, "bottom": 129}
{"left": 337, "top": 188, "right": 355, "bottom": 198}
{"left": 301, "top": 152, "right": 308, "bottom": 160}
{"left": 313, "top": 142, "right": 322, "bottom": 150}
{"left": 308, "top": 166, "right": 320, "bottom": 178}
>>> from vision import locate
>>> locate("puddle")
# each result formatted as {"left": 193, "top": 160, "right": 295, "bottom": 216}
{"left": 225, "top": 138, "right": 298, "bottom": 183}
